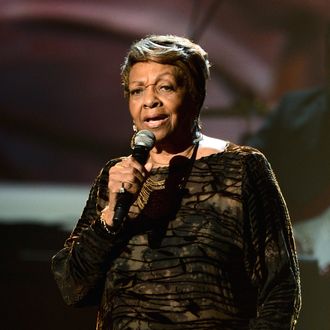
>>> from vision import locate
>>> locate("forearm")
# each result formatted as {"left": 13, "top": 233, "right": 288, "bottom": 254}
{"left": 51, "top": 221, "right": 118, "bottom": 306}
{"left": 250, "top": 268, "right": 300, "bottom": 329}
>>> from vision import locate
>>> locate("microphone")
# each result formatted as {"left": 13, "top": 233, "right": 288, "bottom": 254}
{"left": 111, "top": 130, "right": 156, "bottom": 231}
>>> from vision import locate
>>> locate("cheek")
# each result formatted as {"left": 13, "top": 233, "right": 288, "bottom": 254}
{"left": 128, "top": 99, "right": 139, "bottom": 119}
{"left": 171, "top": 106, "right": 195, "bottom": 132}
{"left": 175, "top": 97, "right": 197, "bottom": 122}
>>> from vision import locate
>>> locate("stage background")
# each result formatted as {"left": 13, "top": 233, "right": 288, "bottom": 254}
{"left": 1, "top": 1, "right": 330, "bottom": 329}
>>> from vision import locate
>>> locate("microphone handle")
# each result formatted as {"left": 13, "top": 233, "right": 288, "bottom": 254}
{"left": 132, "top": 145, "right": 150, "bottom": 165}
{"left": 111, "top": 193, "right": 133, "bottom": 231}
{"left": 111, "top": 145, "right": 150, "bottom": 231}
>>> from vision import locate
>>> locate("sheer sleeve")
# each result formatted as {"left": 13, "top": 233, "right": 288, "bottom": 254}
{"left": 51, "top": 159, "right": 124, "bottom": 307}
{"left": 242, "top": 151, "right": 301, "bottom": 329}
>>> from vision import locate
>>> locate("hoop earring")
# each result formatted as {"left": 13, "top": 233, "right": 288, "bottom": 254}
{"left": 131, "top": 123, "right": 138, "bottom": 149}
{"left": 192, "top": 117, "right": 202, "bottom": 144}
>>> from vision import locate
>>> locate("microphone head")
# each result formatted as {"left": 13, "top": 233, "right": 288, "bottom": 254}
{"left": 133, "top": 130, "right": 156, "bottom": 149}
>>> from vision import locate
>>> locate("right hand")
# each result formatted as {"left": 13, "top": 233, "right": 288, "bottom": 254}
{"left": 101, "top": 156, "right": 152, "bottom": 227}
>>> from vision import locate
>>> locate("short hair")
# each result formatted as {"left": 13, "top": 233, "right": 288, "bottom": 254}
{"left": 121, "top": 34, "right": 211, "bottom": 110}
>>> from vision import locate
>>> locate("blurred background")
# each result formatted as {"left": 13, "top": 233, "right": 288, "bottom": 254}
{"left": 1, "top": 0, "right": 329, "bottom": 329}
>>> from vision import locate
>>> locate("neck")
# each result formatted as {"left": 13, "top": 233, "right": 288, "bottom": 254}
{"left": 148, "top": 143, "right": 196, "bottom": 167}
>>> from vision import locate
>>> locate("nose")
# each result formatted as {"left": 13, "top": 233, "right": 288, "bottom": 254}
{"left": 143, "top": 85, "right": 161, "bottom": 108}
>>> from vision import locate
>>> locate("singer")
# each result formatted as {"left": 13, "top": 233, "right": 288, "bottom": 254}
{"left": 52, "top": 35, "right": 301, "bottom": 329}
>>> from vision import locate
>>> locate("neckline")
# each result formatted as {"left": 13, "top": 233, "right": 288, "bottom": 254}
{"left": 149, "top": 141, "right": 231, "bottom": 174}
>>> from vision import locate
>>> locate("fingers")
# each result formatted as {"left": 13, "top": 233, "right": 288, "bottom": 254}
{"left": 144, "top": 162, "right": 153, "bottom": 172}
{"left": 108, "top": 156, "right": 149, "bottom": 196}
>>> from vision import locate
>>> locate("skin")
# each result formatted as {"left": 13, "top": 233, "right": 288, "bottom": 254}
{"left": 102, "top": 61, "right": 227, "bottom": 225}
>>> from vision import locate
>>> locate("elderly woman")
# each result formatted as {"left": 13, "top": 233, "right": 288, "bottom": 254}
{"left": 52, "top": 35, "right": 301, "bottom": 329}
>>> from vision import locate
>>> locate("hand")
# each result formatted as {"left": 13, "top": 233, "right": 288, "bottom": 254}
{"left": 101, "top": 156, "right": 152, "bottom": 226}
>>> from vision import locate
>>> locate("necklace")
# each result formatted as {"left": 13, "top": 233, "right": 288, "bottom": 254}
{"left": 135, "top": 176, "right": 166, "bottom": 210}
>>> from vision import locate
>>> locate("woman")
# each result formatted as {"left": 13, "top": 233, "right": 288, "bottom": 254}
{"left": 52, "top": 35, "right": 301, "bottom": 329}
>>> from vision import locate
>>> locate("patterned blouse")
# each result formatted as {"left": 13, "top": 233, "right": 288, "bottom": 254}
{"left": 52, "top": 143, "right": 301, "bottom": 329}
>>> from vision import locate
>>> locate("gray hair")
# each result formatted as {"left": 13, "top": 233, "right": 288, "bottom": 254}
{"left": 121, "top": 34, "right": 211, "bottom": 110}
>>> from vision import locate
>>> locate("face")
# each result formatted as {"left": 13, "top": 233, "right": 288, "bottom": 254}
{"left": 128, "top": 61, "right": 198, "bottom": 149}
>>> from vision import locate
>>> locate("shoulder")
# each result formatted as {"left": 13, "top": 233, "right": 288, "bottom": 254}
{"left": 226, "top": 143, "right": 268, "bottom": 167}
{"left": 197, "top": 135, "right": 229, "bottom": 159}
{"left": 198, "top": 136, "right": 267, "bottom": 166}
{"left": 226, "top": 142, "right": 261, "bottom": 155}
{"left": 198, "top": 135, "right": 262, "bottom": 157}
{"left": 221, "top": 144, "right": 276, "bottom": 188}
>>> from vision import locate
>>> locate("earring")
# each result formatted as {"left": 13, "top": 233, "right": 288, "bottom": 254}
{"left": 131, "top": 123, "right": 138, "bottom": 149}
{"left": 192, "top": 117, "right": 202, "bottom": 144}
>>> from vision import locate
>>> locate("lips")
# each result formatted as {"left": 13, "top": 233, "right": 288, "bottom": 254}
{"left": 143, "top": 114, "right": 169, "bottom": 128}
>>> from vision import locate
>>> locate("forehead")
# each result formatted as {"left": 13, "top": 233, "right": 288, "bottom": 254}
{"left": 128, "top": 61, "right": 182, "bottom": 84}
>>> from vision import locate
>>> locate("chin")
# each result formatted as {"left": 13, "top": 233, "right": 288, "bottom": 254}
{"left": 146, "top": 127, "right": 168, "bottom": 140}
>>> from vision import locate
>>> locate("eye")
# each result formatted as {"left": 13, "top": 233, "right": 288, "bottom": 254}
{"left": 159, "top": 84, "right": 174, "bottom": 93}
{"left": 129, "top": 87, "right": 144, "bottom": 96}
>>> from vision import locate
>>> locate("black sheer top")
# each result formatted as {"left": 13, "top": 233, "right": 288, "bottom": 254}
{"left": 52, "top": 143, "right": 301, "bottom": 329}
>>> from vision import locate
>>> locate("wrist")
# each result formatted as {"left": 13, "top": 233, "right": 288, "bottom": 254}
{"left": 99, "top": 209, "right": 125, "bottom": 236}
{"left": 100, "top": 204, "right": 115, "bottom": 225}
{"left": 99, "top": 214, "right": 116, "bottom": 235}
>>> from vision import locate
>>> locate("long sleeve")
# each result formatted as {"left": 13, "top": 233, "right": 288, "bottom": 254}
{"left": 51, "top": 159, "right": 123, "bottom": 307}
{"left": 242, "top": 152, "right": 301, "bottom": 329}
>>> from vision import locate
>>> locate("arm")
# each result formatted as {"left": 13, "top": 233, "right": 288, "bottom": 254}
{"left": 51, "top": 160, "right": 125, "bottom": 307}
{"left": 242, "top": 152, "right": 301, "bottom": 329}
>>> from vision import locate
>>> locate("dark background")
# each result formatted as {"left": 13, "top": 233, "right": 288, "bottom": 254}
{"left": 1, "top": 1, "right": 330, "bottom": 329}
